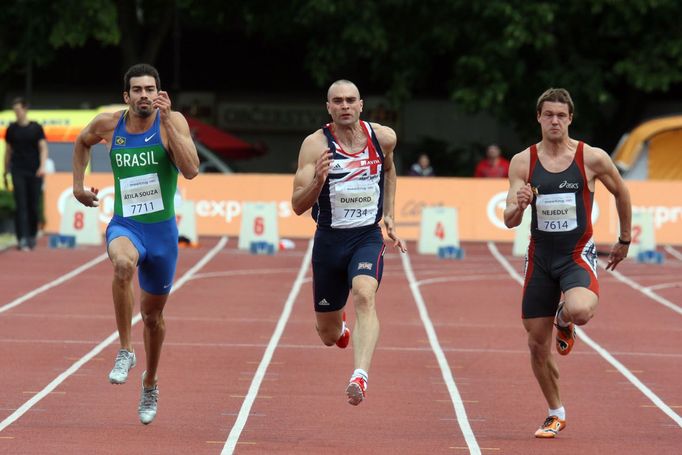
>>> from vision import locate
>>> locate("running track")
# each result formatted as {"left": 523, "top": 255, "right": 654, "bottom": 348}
{"left": 0, "top": 238, "right": 680, "bottom": 454}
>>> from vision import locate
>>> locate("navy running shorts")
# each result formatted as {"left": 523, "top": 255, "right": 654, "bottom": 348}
{"left": 311, "top": 224, "right": 386, "bottom": 312}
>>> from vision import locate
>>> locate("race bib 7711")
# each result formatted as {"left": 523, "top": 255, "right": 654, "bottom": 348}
{"left": 119, "top": 173, "right": 164, "bottom": 217}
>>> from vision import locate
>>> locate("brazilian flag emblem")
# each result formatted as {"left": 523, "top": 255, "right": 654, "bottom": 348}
{"left": 115, "top": 136, "right": 126, "bottom": 146}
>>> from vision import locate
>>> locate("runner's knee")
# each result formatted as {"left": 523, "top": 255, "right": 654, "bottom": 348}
{"left": 571, "top": 309, "right": 593, "bottom": 325}
{"left": 351, "top": 287, "right": 375, "bottom": 311}
{"left": 566, "top": 302, "right": 594, "bottom": 325}
{"left": 141, "top": 310, "right": 164, "bottom": 329}
{"left": 527, "top": 336, "right": 551, "bottom": 361}
{"left": 112, "top": 256, "right": 135, "bottom": 283}
{"left": 317, "top": 324, "right": 341, "bottom": 346}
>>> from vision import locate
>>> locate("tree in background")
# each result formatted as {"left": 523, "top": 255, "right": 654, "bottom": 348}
{"left": 238, "top": 0, "right": 682, "bottom": 151}
{"left": 0, "top": 0, "right": 118, "bottom": 98}
{"left": 2, "top": 0, "right": 682, "bottom": 159}
{"left": 0, "top": 0, "right": 195, "bottom": 97}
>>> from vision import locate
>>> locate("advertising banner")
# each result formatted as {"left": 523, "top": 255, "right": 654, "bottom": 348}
{"left": 44, "top": 174, "right": 682, "bottom": 245}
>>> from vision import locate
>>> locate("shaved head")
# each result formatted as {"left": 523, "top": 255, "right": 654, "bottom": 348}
{"left": 327, "top": 79, "right": 361, "bottom": 101}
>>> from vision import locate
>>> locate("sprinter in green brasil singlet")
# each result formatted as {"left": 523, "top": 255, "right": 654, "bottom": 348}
{"left": 72, "top": 64, "right": 199, "bottom": 425}
{"left": 110, "top": 108, "right": 178, "bottom": 223}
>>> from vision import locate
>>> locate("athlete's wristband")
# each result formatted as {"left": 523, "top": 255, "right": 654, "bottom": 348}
{"left": 618, "top": 237, "right": 631, "bottom": 245}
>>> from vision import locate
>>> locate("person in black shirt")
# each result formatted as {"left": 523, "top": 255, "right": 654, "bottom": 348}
{"left": 3, "top": 98, "right": 49, "bottom": 250}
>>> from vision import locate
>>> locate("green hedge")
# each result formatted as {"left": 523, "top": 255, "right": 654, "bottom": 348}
{"left": 0, "top": 190, "right": 15, "bottom": 218}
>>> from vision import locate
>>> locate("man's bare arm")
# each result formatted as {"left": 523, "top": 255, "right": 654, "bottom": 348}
{"left": 376, "top": 125, "right": 397, "bottom": 221}
{"left": 155, "top": 90, "right": 199, "bottom": 179}
{"left": 374, "top": 124, "right": 406, "bottom": 252}
{"left": 504, "top": 151, "right": 532, "bottom": 228}
{"left": 37, "top": 138, "right": 48, "bottom": 177}
{"left": 72, "top": 113, "right": 116, "bottom": 207}
{"left": 588, "top": 146, "right": 632, "bottom": 270}
{"left": 590, "top": 147, "right": 631, "bottom": 241}
{"left": 3, "top": 142, "right": 12, "bottom": 188}
{"left": 291, "top": 132, "right": 331, "bottom": 216}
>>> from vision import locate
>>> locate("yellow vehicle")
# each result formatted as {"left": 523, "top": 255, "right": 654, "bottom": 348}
{"left": 611, "top": 115, "right": 682, "bottom": 180}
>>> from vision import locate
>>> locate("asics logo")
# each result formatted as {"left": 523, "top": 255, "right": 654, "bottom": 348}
{"left": 559, "top": 180, "right": 579, "bottom": 189}
{"left": 144, "top": 132, "right": 157, "bottom": 142}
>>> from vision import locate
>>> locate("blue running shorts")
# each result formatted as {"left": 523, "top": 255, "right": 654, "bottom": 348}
{"left": 106, "top": 214, "right": 178, "bottom": 295}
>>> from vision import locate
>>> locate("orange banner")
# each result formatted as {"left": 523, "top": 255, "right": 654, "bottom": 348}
{"left": 44, "top": 173, "right": 682, "bottom": 245}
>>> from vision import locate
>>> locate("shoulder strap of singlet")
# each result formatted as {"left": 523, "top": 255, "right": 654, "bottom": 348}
{"left": 574, "top": 141, "right": 587, "bottom": 181}
{"left": 359, "top": 120, "right": 372, "bottom": 139}
{"left": 529, "top": 143, "right": 539, "bottom": 178}
{"left": 321, "top": 123, "right": 335, "bottom": 146}
{"left": 152, "top": 108, "right": 161, "bottom": 131}
{"left": 113, "top": 110, "right": 128, "bottom": 136}
{"left": 360, "top": 121, "right": 385, "bottom": 158}
{"left": 575, "top": 141, "right": 585, "bottom": 165}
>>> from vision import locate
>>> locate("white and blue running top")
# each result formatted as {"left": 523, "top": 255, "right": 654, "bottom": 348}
{"left": 313, "top": 121, "right": 385, "bottom": 229}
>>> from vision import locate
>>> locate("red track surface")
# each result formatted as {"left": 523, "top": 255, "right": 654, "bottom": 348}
{"left": 0, "top": 238, "right": 681, "bottom": 454}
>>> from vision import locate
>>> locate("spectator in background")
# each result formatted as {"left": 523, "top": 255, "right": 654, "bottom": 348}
{"left": 3, "top": 97, "right": 49, "bottom": 251}
{"left": 474, "top": 144, "right": 510, "bottom": 178}
{"left": 409, "top": 153, "right": 435, "bottom": 176}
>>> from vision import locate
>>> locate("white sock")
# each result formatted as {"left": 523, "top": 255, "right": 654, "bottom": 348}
{"left": 351, "top": 369, "right": 368, "bottom": 387}
{"left": 338, "top": 320, "right": 347, "bottom": 339}
{"left": 556, "top": 307, "right": 570, "bottom": 327}
{"left": 549, "top": 406, "right": 565, "bottom": 420}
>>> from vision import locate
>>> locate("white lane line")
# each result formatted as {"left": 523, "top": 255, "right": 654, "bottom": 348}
{"left": 221, "top": 239, "right": 313, "bottom": 455}
{"left": 0, "top": 237, "right": 228, "bottom": 433}
{"left": 487, "top": 241, "right": 682, "bottom": 428}
{"left": 597, "top": 259, "right": 682, "bottom": 316}
{"left": 664, "top": 245, "right": 682, "bottom": 262}
{"left": 401, "top": 252, "right": 481, "bottom": 455}
{"left": 648, "top": 282, "right": 682, "bottom": 291}
{"left": 0, "top": 253, "right": 108, "bottom": 315}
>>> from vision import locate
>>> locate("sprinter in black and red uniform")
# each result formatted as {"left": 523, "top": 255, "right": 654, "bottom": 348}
{"left": 504, "top": 88, "right": 632, "bottom": 439}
